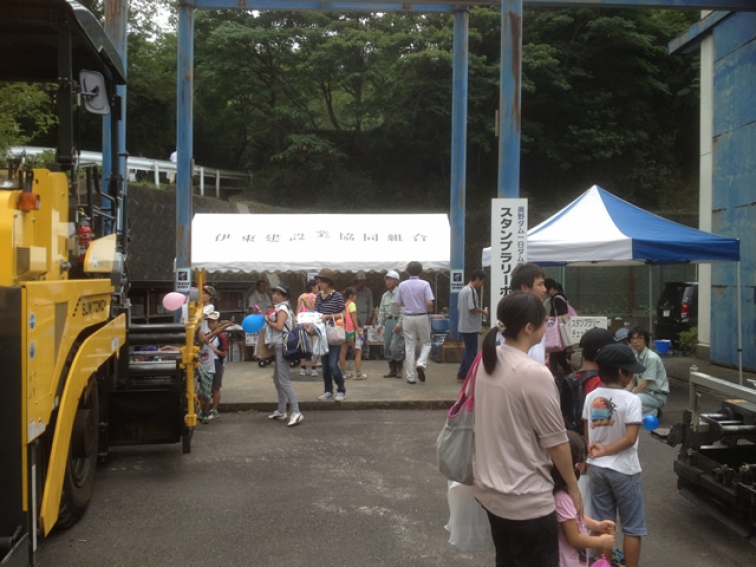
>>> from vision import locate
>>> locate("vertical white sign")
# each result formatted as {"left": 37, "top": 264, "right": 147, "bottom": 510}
{"left": 490, "top": 198, "right": 528, "bottom": 313}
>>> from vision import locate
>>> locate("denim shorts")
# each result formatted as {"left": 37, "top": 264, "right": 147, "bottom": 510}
{"left": 590, "top": 466, "right": 647, "bottom": 536}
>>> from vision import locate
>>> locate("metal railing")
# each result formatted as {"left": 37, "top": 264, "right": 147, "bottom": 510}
{"left": 8, "top": 146, "right": 251, "bottom": 198}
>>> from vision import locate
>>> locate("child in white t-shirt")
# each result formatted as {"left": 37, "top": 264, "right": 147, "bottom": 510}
{"left": 197, "top": 316, "right": 219, "bottom": 424}
{"left": 583, "top": 344, "right": 647, "bottom": 567}
{"left": 553, "top": 431, "right": 616, "bottom": 567}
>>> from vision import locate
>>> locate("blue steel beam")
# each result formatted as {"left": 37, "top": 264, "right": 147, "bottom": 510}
{"left": 188, "top": 0, "right": 756, "bottom": 12}
{"left": 449, "top": 7, "right": 469, "bottom": 341}
{"left": 176, "top": 5, "right": 195, "bottom": 286}
{"left": 498, "top": 0, "right": 522, "bottom": 199}
{"left": 104, "top": 1, "right": 128, "bottom": 236}
{"left": 668, "top": 11, "right": 732, "bottom": 53}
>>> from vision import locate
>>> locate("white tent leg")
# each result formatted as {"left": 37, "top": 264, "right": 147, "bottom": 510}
{"left": 737, "top": 261, "right": 743, "bottom": 384}
{"left": 648, "top": 265, "right": 653, "bottom": 336}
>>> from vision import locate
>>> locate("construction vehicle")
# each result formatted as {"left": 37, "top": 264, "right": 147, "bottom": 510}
{"left": 653, "top": 370, "right": 756, "bottom": 543}
{"left": 1, "top": 2, "right": 199, "bottom": 565}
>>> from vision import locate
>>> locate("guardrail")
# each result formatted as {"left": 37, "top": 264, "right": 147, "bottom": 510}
{"left": 8, "top": 146, "right": 251, "bottom": 198}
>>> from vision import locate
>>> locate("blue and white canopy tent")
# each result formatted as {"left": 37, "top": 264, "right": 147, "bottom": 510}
{"left": 482, "top": 186, "right": 743, "bottom": 379}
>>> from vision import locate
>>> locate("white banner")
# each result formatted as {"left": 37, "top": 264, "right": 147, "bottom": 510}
{"left": 490, "top": 199, "right": 528, "bottom": 313}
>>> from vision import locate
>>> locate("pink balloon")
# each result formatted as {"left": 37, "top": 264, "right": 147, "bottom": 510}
{"left": 162, "top": 292, "right": 187, "bottom": 311}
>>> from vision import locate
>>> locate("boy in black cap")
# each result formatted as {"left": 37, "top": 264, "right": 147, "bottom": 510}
{"left": 577, "top": 327, "right": 617, "bottom": 395}
{"left": 583, "top": 344, "right": 646, "bottom": 567}
{"left": 556, "top": 328, "right": 617, "bottom": 434}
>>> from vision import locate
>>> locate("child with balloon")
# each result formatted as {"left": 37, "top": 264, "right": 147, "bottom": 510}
{"left": 263, "top": 284, "right": 303, "bottom": 427}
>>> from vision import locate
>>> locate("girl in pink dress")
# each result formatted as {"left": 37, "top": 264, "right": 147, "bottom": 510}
{"left": 553, "top": 431, "right": 615, "bottom": 567}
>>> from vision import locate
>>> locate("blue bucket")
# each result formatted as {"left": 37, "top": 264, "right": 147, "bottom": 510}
{"left": 654, "top": 340, "right": 671, "bottom": 354}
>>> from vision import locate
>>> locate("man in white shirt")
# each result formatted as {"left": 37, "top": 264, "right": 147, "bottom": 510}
{"left": 510, "top": 263, "right": 547, "bottom": 364}
{"left": 396, "top": 261, "right": 434, "bottom": 384}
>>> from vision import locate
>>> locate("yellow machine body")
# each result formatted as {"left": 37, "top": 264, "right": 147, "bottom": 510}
{"left": 0, "top": 169, "right": 125, "bottom": 537}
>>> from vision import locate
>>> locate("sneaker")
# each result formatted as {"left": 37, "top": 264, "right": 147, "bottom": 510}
{"left": 299, "top": 368, "right": 307, "bottom": 376}
{"left": 406, "top": 379, "right": 416, "bottom": 385}
{"left": 310, "top": 369, "right": 319, "bottom": 377}
{"left": 335, "top": 392, "right": 346, "bottom": 402}
{"left": 287, "top": 412, "right": 304, "bottom": 427}
{"left": 354, "top": 372, "right": 368, "bottom": 380}
{"left": 344, "top": 371, "right": 354, "bottom": 379}
{"left": 201, "top": 412, "right": 209, "bottom": 424}
{"left": 611, "top": 548, "right": 625, "bottom": 567}
{"left": 208, "top": 409, "right": 219, "bottom": 420}
{"left": 318, "top": 392, "right": 333, "bottom": 400}
{"left": 416, "top": 366, "right": 426, "bottom": 383}
{"left": 268, "top": 410, "right": 287, "bottom": 421}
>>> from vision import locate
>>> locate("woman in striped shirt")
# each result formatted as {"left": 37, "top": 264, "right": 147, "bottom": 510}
{"left": 315, "top": 269, "right": 347, "bottom": 401}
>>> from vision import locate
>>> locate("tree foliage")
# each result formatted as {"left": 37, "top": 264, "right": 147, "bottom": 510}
{"left": 13, "top": 5, "right": 699, "bottom": 222}
{"left": 0, "top": 83, "right": 56, "bottom": 155}
{"left": 187, "top": 8, "right": 698, "bottom": 214}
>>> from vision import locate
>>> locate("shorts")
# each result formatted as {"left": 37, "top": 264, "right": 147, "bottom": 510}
{"left": 590, "top": 466, "right": 647, "bottom": 536}
{"left": 196, "top": 367, "right": 213, "bottom": 399}
{"left": 346, "top": 330, "right": 356, "bottom": 341}
{"left": 213, "top": 359, "right": 224, "bottom": 389}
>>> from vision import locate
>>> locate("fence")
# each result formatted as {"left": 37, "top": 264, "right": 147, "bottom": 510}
{"left": 8, "top": 146, "right": 251, "bottom": 198}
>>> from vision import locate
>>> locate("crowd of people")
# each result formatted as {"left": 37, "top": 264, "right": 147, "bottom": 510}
{"left": 195, "top": 260, "right": 669, "bottom": 566}
{"left": 466, "top": 262, "right": 670, "bottom": 567}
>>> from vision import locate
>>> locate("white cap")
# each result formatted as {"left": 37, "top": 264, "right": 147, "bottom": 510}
{"left": 385, "top": 270, "right": 400, "bottom": 281}
{"left": 356, "top": 270, "right": 366, "bottom": 280}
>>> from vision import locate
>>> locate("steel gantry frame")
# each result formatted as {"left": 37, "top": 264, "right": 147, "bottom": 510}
{"left": 101, "top": 0, "right": 756, "bottom": 337}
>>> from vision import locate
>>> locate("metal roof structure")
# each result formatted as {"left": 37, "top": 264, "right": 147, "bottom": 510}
{"left": 0, "top": 0, "right": 126, "bottom": 84}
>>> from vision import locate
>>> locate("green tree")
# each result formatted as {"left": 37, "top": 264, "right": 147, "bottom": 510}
{"left": 0, "top": 83, "right": 56, "bottom": 155}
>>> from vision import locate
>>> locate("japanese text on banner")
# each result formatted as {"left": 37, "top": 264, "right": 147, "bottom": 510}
{"left": 490, "top": 199, "right": 528, "bottom": 312}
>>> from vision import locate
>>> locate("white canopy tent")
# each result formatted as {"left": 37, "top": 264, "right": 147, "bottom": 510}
{"left": 192, "top": 213, "right": 450, "bottom": 274}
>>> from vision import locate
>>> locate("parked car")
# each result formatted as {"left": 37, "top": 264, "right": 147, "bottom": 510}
{"left": 654, "top": 282, "right": 698, "bottom": 346}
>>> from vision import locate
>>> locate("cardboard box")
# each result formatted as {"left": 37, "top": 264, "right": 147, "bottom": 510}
{"left": 366, "top": 326, "right": 384, "bottom": 344}
{"left": 431, "top": 340, "right": 465, "bottom": 363}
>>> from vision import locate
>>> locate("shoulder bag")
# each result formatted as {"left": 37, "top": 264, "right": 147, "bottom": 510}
{"left": 436, "top": 352, "right": 482, "bottom": 485}
{"left": 545, "top": 317, "right": 563, "bottom": 353}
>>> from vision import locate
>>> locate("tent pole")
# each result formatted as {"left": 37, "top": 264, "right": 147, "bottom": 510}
{"left": 737, "top": 261, "right": 743, "bottom": 384}
{"left": 648, "top": 265, "right": 653, "bottom": 337}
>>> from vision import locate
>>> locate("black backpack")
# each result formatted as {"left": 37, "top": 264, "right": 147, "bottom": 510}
{"left": 556, "top": 369, "right": 598, "bottom": 433}
{"left": 283, "top": 325, "right": 313, "bottom": 361}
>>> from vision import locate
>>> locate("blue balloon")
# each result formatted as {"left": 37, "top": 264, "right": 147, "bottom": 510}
{"left": 642, "top": 415, "right": 659, "bottom": 431}
{"left": 242, "top": 314, "right": 265, "bottom": 334}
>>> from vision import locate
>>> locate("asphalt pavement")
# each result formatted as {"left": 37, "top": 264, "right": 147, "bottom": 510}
{"left": 36, "top": 351, "right": 756, "bottom": 567}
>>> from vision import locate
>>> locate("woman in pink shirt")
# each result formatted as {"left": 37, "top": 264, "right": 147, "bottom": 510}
{"left": 473, "top": 291, "right": 583, "bottom": 567}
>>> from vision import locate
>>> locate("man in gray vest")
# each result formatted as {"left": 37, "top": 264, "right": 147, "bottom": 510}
{"left": 456, "top": 269, "right": 488, "bottom": 381}
{"left": 376, "top": 270, "right": 405, "bottom": 378}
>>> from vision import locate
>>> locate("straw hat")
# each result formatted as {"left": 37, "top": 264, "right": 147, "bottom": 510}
{"left": 316, "top": 268, "right": 336, "bottom": 284}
